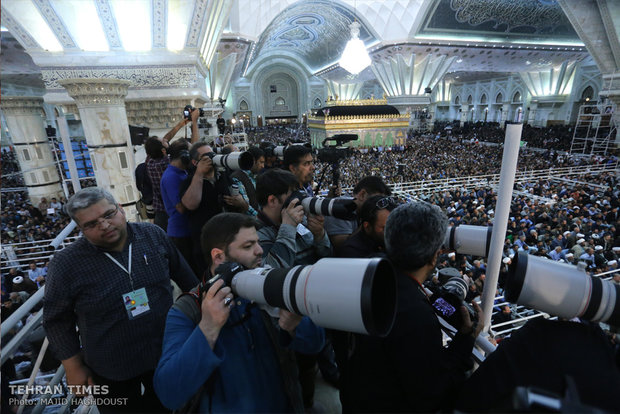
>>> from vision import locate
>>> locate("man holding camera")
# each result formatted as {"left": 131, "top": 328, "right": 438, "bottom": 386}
{"left": 180, "top": 142, "right": 225, "bottom": 274}
{"left": 255, "top": 169, "right": 331, "bottom": 267}
{"left": 324, "top": 176, "right": 392, "bottom": 254}
{"left": 341, "top": 202, "right": 484, "bottom": 413}
{"left": 339, "top": 194, "right": 398, "bottom": 259}
{"left": 284, "top": 145, "right": 315, "bottom": 197}
{"left": 255, "top": 168, "right": 334, "bottom": 409}
{"left": 154, "top": 213, "right": 324, "bottom": 413}
{"left": 229, "top": 146, "right": 264, "bottom": 217}
{"left": 160, "top": 140, "right": 194, "bottom": 268}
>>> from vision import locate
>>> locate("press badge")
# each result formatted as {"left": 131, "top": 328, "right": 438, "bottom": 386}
{"left": 296, "top": 223, "right": 311, "bottom": 236}
{"left": 122, "top": 288, "right": 151, "bottom": 319}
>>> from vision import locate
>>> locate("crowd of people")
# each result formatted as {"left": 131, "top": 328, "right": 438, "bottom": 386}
{"left": 1, "top": 149, "right": 24, "bottom": 188}
{"left": 432, "top": 121, "right": 580, "bottom": 151}
{"left": 1, "top": 120, "right": 620, "bottom": 413}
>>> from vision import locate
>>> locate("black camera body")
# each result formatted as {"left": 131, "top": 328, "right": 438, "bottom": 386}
{"left": 317, "top": 147, "right": 351, "bottom": 164}
{"left": 198, "top": 262, "right": 245, "bottom": 298}
{"left": 428, "top": 276, "right": 477, "bottom": 330}
{"left": 183, "top": 104, "right": 205, "bottom": 120}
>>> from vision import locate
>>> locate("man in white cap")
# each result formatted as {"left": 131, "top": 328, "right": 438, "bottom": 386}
{"left": 572, "top": 238, "right": 586, "bottom": 258}
{"left": 594, "top": 245, "right": 607, "bottom": 269}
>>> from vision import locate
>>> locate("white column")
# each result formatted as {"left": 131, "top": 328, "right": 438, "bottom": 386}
{"left": 1, "top": 96, "right": 64, "bottom": 205}
{"left": 501, "top": 103, "right": 511, "bottom": 124}
{"left": 59, "top": 79, "right": 139, "bottom": 218}
{"left": 527, "top": 102, "right": 538, "bottom": 126}
{"left": 460, "top": 104, "right": 468, "bottom": 127}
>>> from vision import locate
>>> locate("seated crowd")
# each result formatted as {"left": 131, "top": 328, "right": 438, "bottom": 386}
{"left": 1, "top": 123, "right": 620, "bottom": 413}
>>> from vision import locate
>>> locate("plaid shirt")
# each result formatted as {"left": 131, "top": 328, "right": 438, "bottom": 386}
{"left": 146, "top": 157, "right": 169, "bottom": 212}
{"left": 43, "top": 223, "right": 198, "bottom": 380}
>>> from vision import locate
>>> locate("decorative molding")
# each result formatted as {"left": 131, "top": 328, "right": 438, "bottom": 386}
{"left": 61, "top": 104, "right": 79, "bottom": 116}
{"left": 94, "top": 0, "right": 123, "bottom": 49}
{"left": 152, "top": 0, "right": 167, "bottom": 48}
{"left": 32, "top": 0, "right": 78, "bottom": 49}
{"left": 325, "top": 98, "right": 388, "bottom": 106}
{"left": 41, "top": 66, "right": 198, "bottom": 90}
{"left": 125, "top": 99, "right": 190, "bottom": 128}
{"left": 58, "top": 79, "right": 130, "bottom": 107}
{"left": 186, "top": 0, "right": 210, "bottom": 48}
{"left": 0, "top": 7, "right": 41, "bottom": 50}
{"left": 0, "top": 96, "right": 45, "bottom": 116}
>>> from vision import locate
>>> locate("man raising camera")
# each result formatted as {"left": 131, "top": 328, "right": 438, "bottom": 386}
{"left": 180, "top": 142, "right": 224, "bottom": 274}
{"left": 154, "top": 213, "right": 324, "bottom": 413}
{"left": 341, "top": 202, "right": 484, "bottom": 413}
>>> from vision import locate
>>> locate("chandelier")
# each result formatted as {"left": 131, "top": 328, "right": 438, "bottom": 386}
{"left": 339, "top": 21, "right": 371, "bottom": 75}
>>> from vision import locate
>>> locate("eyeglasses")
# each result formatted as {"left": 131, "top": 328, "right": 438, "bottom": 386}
{"left": 375, "top": 197, "right": 397, "bottom": 210}
{"left": 81, "top": 206, "right": 119, "bottom": 231}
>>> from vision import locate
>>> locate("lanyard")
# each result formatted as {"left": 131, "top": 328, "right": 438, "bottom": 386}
{"left": 104, "top": 243, "right": 134, "bottom": 291}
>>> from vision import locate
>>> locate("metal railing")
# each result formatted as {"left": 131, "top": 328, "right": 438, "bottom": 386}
{"left": 341, "top": 162, "right": 618, "bottom": 197}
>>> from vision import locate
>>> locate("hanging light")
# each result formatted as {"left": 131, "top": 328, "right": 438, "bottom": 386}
{"left": 339, "top": 21, "right": 371, "bottom": 75}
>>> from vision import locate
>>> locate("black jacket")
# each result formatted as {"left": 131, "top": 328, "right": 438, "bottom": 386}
{"left": 339, "top": 229, "right": 384, "bottom": 258}
{"left": 341, "top": 271, "right": 475, "bottom": 413}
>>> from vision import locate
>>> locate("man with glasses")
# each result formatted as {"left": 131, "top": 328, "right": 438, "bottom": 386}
{"left": 43, "top": 187, "right": 198, "bottom": 413}
{"left": 339, "top": 195, "right": 398, "bottom": 258}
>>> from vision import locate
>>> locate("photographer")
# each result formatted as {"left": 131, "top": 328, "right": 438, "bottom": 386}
{"left": 255, "top": 168, "right": 334, "bottom": 409}
{"left": 283, "top": 145, "right": 314, "bottom": 197}
{"left": 255, "top": 169, "right": 330, "bottom": 267}
{"left": 162, "top": 106, "right": 200, "bottom": 147}
{"left": 216, "top": 114, "right": 226, "bottom": 135}
{"left": 341, "top": 202, "right": 484, "bottom": 413}
{"left": 180, "top": 142, "right": 224, "bottom": 274}
{"left": 160, "top": 140, "right": 194, "bottom": 268}
{"left": 227, "top": 146, "right": 264, "bottom": 217}
{"left": 325, "top": 176, "right": 392, "bottom": 254}
{"left": 154, "top": 213, "right": 325, "bottom": 413}
{"left": 339, "top": 195, "right": 397, "bottom": 259}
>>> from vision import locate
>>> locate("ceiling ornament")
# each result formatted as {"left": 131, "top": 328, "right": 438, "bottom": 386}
{"left": 450, "top": 0, "right": 565, "bottom": 32}
{"left": 339, "top": 22, "right": 371, "bottom": 75}
{"left": 325, "top": 80, "right": 363, "bottom": 101}
{"left": 519, "top": 60, "right": 578, "bottom": 96}
{"left": 372, "top": 54, "right": 456, "bottom": 97}
{"left": 206, "top": 52, "right": 237, "bottom": 102}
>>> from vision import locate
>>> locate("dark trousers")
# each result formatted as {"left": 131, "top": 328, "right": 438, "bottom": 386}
{"left": 169, "top": 236, "right": 198, "bottom": 277}
{"left": 154, "top": 211, "right": 168, "bottom": 232}
{"left": 91, "top": 370, "right": 167, "bottom": 413}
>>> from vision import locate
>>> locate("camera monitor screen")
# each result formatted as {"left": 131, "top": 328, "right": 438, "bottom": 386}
{"left": 432, "top": 297, "right": 456, "bottom": 317}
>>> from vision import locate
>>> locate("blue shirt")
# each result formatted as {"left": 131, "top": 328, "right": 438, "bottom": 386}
{"left": 160, "top": 165, "right": 191, "bottom": 237}
{"left": 154, "top": 302, "right": 324, "bottom": 412}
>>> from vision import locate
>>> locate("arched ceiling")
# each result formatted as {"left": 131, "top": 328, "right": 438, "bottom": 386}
{"left": 0, "top": 0, "right": 599, "bottom": 94}
{"left": 249, "top": 0, "right": 378, "bottom": 72}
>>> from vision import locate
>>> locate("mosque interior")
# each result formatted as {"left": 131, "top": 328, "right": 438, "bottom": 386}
{"left": 1, "top": 0, "right": 619, "bottom": 207}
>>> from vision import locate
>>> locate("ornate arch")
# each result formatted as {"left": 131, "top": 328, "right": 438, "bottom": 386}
{"left": 247, "top": 53, "right": 311, "bottom": 119}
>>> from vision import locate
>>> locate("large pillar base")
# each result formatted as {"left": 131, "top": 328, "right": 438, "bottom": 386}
{"left": 1, "top": 96, "right": 64, "bottom": 206}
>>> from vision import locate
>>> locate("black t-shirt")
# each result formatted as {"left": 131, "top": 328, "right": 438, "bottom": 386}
{"left": 179, "top": 171, "right": 224, "bottom": 238}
